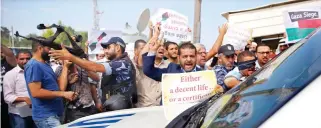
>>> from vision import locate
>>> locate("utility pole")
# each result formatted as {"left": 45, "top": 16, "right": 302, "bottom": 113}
{"left": 93, "top": 0, "right": 103, "bottom": 30}
{"left": 11, "top": 26, "right": 14, "bottom": 47}
{"left": 193, "top": 0, "right": 202, "bottom": 43}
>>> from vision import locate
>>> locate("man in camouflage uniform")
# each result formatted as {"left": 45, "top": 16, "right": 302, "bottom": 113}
{"left": 213, "top": 44, "right": 236, "bottom": 92}
{"left": 49, "top": 37, "right": 136, "bottom": 111}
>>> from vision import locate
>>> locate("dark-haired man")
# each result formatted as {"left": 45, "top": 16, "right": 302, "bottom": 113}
{"left": 143, "top": 42, "right": 202, "bottom": 82}
{"left": 164, "top": 41, "right": 179, "bottom": 64}
{"left": 255, "top": 43, "right": 271, "bottom": 69}
{"left": 25, "top": 40, "right": 75, "bottom": 128}
{"left": 133, "top": 38, "right": 170, "bottom": 107}
{"left": 3, "top": 50, "right": 36, "bottom": 128}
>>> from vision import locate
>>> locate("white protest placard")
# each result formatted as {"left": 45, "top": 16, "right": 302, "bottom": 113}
{"left": 162, "top": 70, "right": 218, "bottom": 120}
{"left": 283, "top": 7, "right": 321, "bottom": 43}
{"left": 88, "top": 30, "right": 122, "bottom": 54}
{"left": 151, "top": 8, "right": 192, "bottom": 43}
{"left": 222, "top": 25, "right": 252, "bottom": 51}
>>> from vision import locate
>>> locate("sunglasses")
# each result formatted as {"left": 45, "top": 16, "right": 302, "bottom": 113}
{"left": 247, "top": 66, "right": 256, "bottom": 71}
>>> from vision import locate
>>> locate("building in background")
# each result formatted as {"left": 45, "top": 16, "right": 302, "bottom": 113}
{"left": 221, "top": 0, "right": 321, "bottom": 50}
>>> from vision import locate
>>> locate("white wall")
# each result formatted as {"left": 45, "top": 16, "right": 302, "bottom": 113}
{"left": 227, "top": 1, "right": 321, "bottom": 38}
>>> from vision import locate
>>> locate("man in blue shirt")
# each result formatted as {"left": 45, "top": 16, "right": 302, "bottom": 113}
{"left": 25, "top": 40, "right": 76, "bottom": 128}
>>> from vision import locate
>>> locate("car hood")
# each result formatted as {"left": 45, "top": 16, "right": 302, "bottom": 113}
{"left": 59, "top": 106, "right": 169, "bottom": 128}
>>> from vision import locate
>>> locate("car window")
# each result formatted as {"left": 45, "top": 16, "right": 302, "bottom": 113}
{"left": 202, "top": 29, "right": 321, "bottom": 128}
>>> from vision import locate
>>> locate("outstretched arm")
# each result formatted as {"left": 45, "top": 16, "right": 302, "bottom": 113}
{"left": 138, "top": 23, "right": 161, "bottom": 68}
{"left": 206, "top": 23, "right": 228, "bottom": 61}
{"left": 1, "top": 44, "right": 16, "bottom": 67}
{"left": 49, "top": 45, "right": 106, "bottom": 73}
{"left": 142, "top": 53, "right": 168, "bottom": 82}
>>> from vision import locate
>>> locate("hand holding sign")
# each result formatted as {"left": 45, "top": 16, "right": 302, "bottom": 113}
{"left": 151, "top": 8, "right": 192, "bottom": 43}
{"left": 222, "top": 23, "right": 252, "bottom": 51}
{"left": 162, "top": 71, "right": 218, "bottom": 120}
{"left": 154, "top": 22, "right": 161, "bottom": 37}
{"left": 219, "top": 23, "right": 228, "bottom": 35}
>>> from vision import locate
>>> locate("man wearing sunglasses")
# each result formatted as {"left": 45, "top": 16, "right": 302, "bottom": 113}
{"left": 255, "top": 43, "right": 271, "bottom": 70}
{"left": 213, "top": 44, "right": 236, "bottom": 92}
{"left": 224, "top": 51, "right": 257, "bottom": 90}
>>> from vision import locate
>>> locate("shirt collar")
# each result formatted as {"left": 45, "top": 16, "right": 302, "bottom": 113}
{"left": 15, "top": 65, "right": 24, "bottom": 73}
{"left": 181, "top": 66, "right": 197, "bottom": 73}
{"left": 255, "top": 60, "right": 261, "bottom": 69}
{"left": 154, "top": 59, "right": 165, "bottom": 67}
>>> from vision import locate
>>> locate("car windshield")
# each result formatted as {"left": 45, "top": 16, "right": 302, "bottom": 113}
{"left": 201, "top": 28, "right": 321, "bottom": 128}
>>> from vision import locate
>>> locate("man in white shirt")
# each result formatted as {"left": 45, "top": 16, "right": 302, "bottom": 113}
{"left": 3, "top": 50, "right": 36, "bottom": 128}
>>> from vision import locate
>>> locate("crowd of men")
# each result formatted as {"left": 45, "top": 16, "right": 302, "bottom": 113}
{"left": 0, "top": 23, "right": 292, "bottom": 128}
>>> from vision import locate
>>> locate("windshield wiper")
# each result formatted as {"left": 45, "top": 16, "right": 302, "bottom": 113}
{"left": 166, "top": 92, "right": 223, "bottom": 128}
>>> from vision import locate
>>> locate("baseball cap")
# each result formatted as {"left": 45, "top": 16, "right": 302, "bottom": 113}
{"left": 101, "top": 37, "right": 126, "bottom": 49}
{"left": 218, "top": 44, "right": 235, "bottom": 56}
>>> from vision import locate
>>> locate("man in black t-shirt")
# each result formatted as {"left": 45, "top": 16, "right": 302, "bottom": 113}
{"left": 1, "top": 44, "right": 17, "bottom": 128}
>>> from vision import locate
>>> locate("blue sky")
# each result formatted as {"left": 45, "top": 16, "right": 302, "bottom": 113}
{"left": 1, "top": 0, "right": 284, "bottom": 49}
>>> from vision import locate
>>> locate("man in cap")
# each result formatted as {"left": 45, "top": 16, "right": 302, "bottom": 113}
{"left": 213, "top": 44, "right": 236, "bottom": 92}
{"left": 49, "top": 37, "right": 137, "bottom": 111}
{"left": 278, "top": 38, "right": 289, "bottom": 53}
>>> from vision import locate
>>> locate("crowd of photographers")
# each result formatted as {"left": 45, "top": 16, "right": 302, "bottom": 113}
{"left": 0, "top": 23, "right": 293, "bottom": 128}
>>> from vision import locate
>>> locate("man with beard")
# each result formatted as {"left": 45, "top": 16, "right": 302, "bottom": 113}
{"left": 194, "top": 43, "right": 208, "bottom": 70}
{"left": 278, "top": 38, "right": 289, "bottom": 54}
{"left": 143, "top": 41, "right": 202, "bottom": 82}
{"left": 164, "top": 41, "right": 179, "bottom": 64}
{"left": 134, "top": 37, "right": 170, "bottom": 107}
{"left": 255, "top": 43, "right": 271, "bottom": 70}
{"left": 49, "top": 37, "right": 137, "bottom": 111}
{"left": 24, "top": 40, "right": 76, "bottom": 128}
{"left": 213, "top": 44, "right": 236, "bottom": 92}
{"left": 1, "top": 44, "right": 17, "bottom": 128}
{"left": 224, "top": 51, "right": 257, "bottom": 90}
{"left": 3, "top": 51, "right": 36, "bottom": 128}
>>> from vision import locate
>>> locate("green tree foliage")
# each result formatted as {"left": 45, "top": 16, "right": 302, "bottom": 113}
{"left": 42, "top": 28, "right": 54, "bottom": 38}
{"left": 55, "top": 21, "right": 76, "bottom": 46}
{"left": 77, "top": 31, "right": 88, "bottom": 49}
{"left": 1, "top": 26, "right": 11, "bottom": 46}
{"left": 15, "top": 33, "right": 37, "bottom": 47}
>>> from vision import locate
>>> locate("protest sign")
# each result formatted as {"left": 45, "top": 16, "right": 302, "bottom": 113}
{"left": 283, "top": 7, "right": 321, "bottom": 43}
{"left": 222, "top": 25, "right": 252, "bottom": 51}
{"left": 151, "top": 8, "right": 192, "bottom": 43}
{"left": 88, "top": 30, "right": 122, "bottom": 54}
{"left": 162, "top": 70, "right": 218, "bottom": 120}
